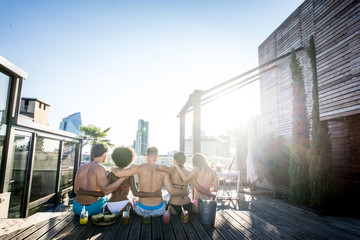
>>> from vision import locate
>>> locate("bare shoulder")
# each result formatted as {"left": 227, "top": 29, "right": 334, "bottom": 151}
{"left": 92, "top": 163, "right": 106, "bottom": 174}
{"left": 156, "top": 166, "right": 168, "bottom": 177}
{"left": 137, "top": 163, "right": 148, "bottom": 171}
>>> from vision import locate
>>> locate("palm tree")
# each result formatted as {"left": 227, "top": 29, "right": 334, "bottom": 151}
{"left": 79, "top": 124, "right": 114, "bottom": 148}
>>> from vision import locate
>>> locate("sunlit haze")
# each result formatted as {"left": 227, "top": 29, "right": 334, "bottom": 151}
{"left": 1, "top": 0, "right": 304, "bottom": 154}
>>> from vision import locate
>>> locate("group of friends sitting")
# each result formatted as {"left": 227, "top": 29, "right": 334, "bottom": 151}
{"left": 73, "top": 144, "right": 218, "bottom": 217}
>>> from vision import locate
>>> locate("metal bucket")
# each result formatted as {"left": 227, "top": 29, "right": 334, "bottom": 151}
{"left": 198, "top": 200, "right": 217, "bottom": 225}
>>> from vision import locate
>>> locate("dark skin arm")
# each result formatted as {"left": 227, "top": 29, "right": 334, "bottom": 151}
{"left": 159, "top": 165, "right": 212, "bottom": 197}
{"left": 190, "top": 178, "right": 216, "bottom": 198}
{"left": 174, "top": 164, "right": 198, "bottom": 182}
{"left": 77, "top": 188, "right": 105, "bottom": 197}
{"left": 174, "top": 165, "right": 215, "bottom": 198}
{"left": 129, "top": 176, "right": 162, "bottom": 198}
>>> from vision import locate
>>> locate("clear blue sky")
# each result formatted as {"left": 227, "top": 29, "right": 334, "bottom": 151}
{"left": 1, "top": 0, "right": 304, "bottom": 154}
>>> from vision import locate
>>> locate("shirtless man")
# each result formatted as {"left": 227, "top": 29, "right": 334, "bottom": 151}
{"left": 111, "top": 146, "right": 188, "bottom": 217}
{"left": 105, "top": 146, "right": 161, "bottom": 214}
{"left": 73, "top": 144, "right": 126, "bottom": 216}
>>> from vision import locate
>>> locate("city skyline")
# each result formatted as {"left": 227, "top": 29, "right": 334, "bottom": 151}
{"left": 1, "top": 0, "right": 304, "bottom": 154}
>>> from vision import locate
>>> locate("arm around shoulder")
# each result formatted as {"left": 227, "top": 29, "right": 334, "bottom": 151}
{"left": 163, "top": 173, "right": 189, "bottom": 196}
{"left": 111, "top": 165, "right": 138, "bottom": 178}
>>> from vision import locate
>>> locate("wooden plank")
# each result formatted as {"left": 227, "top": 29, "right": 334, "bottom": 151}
{"left": 200, "top": 214, "right": 235, "bottom": 240}
{"left": 247, "top": 201, "right": 305, "bottom": 240}
{"left": 218, "top": 211, "right": 260, "bottom": 240}
{"left": 234, "top": 211, "right": 284, "bottom": 240}
{"left": 104, "top": 213, "right": 133, "bottom": 240}
{"left": 19, "top": 213, "right": 73, "bottom": 240}
{"left": 127, "top": 214, "right": 142, "bottom": 240}
{"left": 151, "top": 216, "right": 163, "bottom": 240}
{"left": 51, "top": 217, "right": 79, "bottom": 240}
{"left": 251, "top": 195, "right": 358, "bottom": 240}
{"left": 36, "top": 214, "right": 76, "bottom": 240}
{"left": 188, "top": 213, "right": 212, "bottom": 240}
{"left": 215, "top": 211, "right": 247, "bottom": 240}
{"left": 191, "top": 213, "right": 224, "bottom": 240}
{"left": 3, "top": 218, "right": 53, "bottom": 240}
{"left": 63, "top": 221, "right": 97, "bottom": 240}
{"left": 178, "top": 214, "right": 199, "bottom": 240}
{"left": 0, "top": 213, "right": 66, "bottom": 240}
{"left": 90, "top": 224, "right": 112, "bottom": 240}
{"left": 161, "top": 215, "right": 175, "bottom": 240}
{"left": 140, "top": 216, "right": 151, "bottom": 240}
{"left": 170, "top": 215, "right": 188, "bottom": 240}
{"left": 225, "top": 210, "right": 270, "bottom": 240}
{"left": 100, "top": 217, "right": 122, "bottom": 240}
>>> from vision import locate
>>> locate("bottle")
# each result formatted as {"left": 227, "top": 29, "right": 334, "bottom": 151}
{"left": 181, "top": 210, "right": 189, "bottom": 223}
{"left": 142, "top": 213, "right": 150, "bottom": 224}
{"left": 196, "top": 194, "right": 200, "bottom": 203}
{"left": 163, "top": 208, "right": 170, "bottom": 224}
{"left": 80, "top": 206, "right": 88, "bottom": 225}
{"left": 122, "top": 211, "right": 130, "bottom": 225}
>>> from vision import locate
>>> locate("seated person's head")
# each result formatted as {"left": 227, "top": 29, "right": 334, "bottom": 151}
{"left": 91, "top": 144, "right": 108, "bottom": 161}
{"left": 111, "top": 146, "right": 135, "bottom": 168}
{"left": 192, "top": 153, "right": 209, "bottom": 169}
{"left": 174, "top": 151, "right": 186, "bottom": 167}
{"left": 146, "top": 146, "right": 158, "bottom": 157}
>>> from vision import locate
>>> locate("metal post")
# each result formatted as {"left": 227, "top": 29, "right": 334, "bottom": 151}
{"left": 192, "top": 91, "right": 202, "bottom": 154}
{"left": 180, "top": 114, "right": 185, "bottom": 151}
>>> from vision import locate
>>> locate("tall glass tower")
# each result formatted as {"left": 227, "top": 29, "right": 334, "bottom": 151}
{"left": 135, "top": 119, "right": 149, "bottom": 156}
{"left": 59, "top": 112, "right": 82, "bottom": 135}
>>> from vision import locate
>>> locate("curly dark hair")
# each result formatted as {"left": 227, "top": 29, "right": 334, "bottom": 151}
{"left": 91, "top": 144, "right": 108, "bottom": 161}
{"left": 174, "top": 151, "right": 186, "bottom": 166}
{"left": 111, "top": 146, "right": 135, "bottom": 168}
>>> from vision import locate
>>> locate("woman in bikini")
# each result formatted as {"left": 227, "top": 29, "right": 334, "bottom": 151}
{"left": 159, "top": 151, "right": 214, "bottom": 215}
{"left": 174, "top": 153, "right": 218, "bottom": 213}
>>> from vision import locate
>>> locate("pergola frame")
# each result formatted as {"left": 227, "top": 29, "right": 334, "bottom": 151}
{"left": 177, "top": 47, "right": 304, "bottom": 153}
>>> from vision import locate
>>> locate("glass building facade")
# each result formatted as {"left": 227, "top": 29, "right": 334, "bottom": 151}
{"left": 0, "top": 56, "right": 82, "bottom": 218}
{"left": 59, "top": 112, "right": 82, "bottom": 135}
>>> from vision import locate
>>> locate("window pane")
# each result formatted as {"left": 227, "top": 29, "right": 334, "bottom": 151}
{"left": 30, "top": 137, "right": 59, "bottom": 203}
{"left": 8, "top": 135, "right": 31, "bottom": 218}
{"left": 60, "top": 141, "right": 77, "bottom": 190}
{"left": 0, "top": 71, "right": 10, "bottom": 126}
{"left": 0, "top": 137, "right": 4, "bottom": 178}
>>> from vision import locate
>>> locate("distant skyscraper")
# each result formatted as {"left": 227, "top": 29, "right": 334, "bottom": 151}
{"left": 135, "top": 119, "right": 149, "bottom": 156}
{"left": 59, "top": 112, "right": 82, "bottom": 135}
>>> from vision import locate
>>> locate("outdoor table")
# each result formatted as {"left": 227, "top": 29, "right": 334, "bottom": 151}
{"left": 216, "top": 170, "right": 241, "bottom": 200}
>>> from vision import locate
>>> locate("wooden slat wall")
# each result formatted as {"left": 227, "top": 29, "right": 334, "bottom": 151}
{"left": 328, "top": 114, "right": 360, "bottom": 200}
{"left": 258, "top": 0, "right": 360, "bottom": 199}
{"left": 258, "top": 0, "right": 314, "bottom": 144}
{"left": 315, "top": 0, "right": 360, "bottom": 120}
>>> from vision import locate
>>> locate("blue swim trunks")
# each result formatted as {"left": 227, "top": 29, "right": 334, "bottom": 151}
{"left": 133, "top": 200, "right": 167, "bottom": 217}
{"left": 73, "top": 197, "right": 108, "bottom": 216}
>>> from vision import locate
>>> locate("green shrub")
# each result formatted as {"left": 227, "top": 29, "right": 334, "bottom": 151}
{"left": 289, "top": 49, "right": 310, "bottom": 206}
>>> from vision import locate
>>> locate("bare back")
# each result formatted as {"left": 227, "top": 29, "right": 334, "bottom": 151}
{"left": 137, "top": 163, "right": 166, "bottom": 206}
{"left": 194, "top": 167, "right": 217, "bottom": 200}
{"left": 74, "top": 162, "right": 105, "bottom": 205}
{"left": 168, "top": 167, "right": 192, "bottom": 205}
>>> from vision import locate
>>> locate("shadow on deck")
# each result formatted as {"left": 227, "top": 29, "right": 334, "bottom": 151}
{"left": 1, "top": 190, "right": 360, "bottom": 239}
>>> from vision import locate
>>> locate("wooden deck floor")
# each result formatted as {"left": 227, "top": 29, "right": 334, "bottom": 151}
{"left": 1, "top": 193, "right": 360, "bottom": 239}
